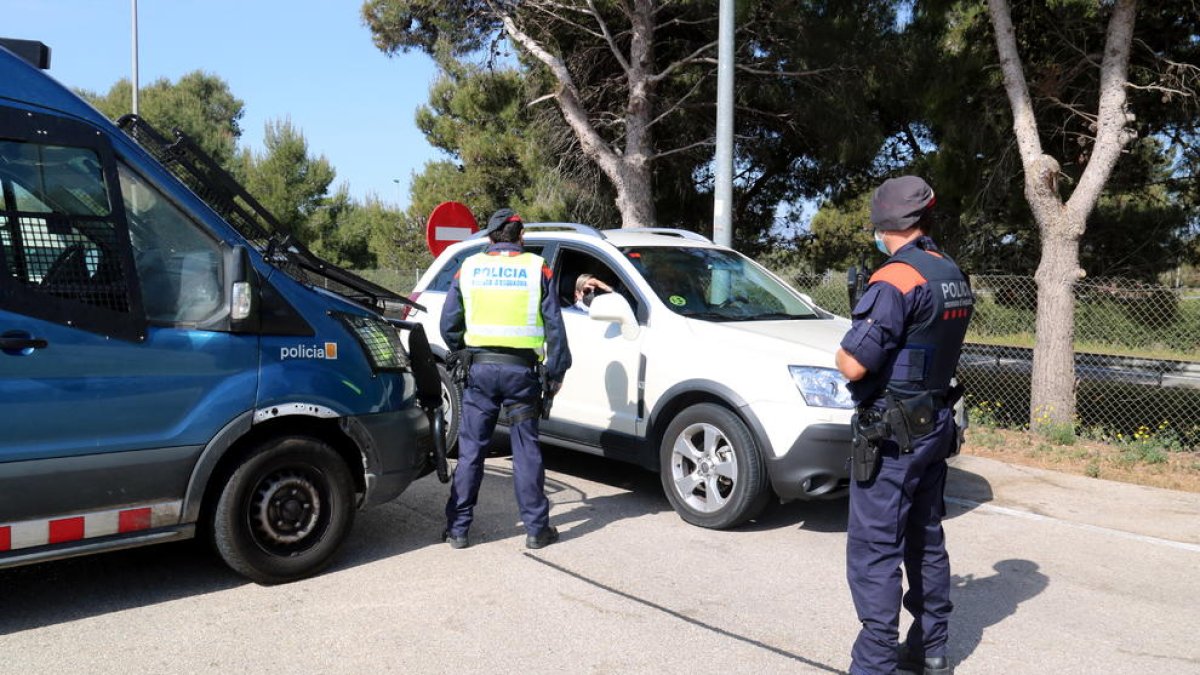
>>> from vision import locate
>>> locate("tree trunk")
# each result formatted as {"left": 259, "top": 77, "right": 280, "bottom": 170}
{"left": 1030, "top": 223, "right": 1082, "bottom": 431}
{"left": 615, "top": 160, "right": 655, "bottom": 229}
{"left": 988, "top": 0, "right": 1138, "bottom": 434}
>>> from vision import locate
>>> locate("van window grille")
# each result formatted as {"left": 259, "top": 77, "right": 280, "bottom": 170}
{"left": 0, "top": 139, "right": 131, "bottom": 314}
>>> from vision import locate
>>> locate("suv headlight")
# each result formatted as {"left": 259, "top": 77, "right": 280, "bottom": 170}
{"left": 336, "top": 313, "right": 410, "bottom": 372}
{"left": 789, "top": 366, "right": 854, "bottom": 409}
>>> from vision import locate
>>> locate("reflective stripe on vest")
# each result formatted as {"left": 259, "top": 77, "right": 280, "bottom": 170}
{"left": 460, "top": 252, "right": 546, "bottom": 349}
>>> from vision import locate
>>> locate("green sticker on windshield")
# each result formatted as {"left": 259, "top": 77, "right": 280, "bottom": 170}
{"left": 669, "top": 295, "right": 687, "bottom": 306}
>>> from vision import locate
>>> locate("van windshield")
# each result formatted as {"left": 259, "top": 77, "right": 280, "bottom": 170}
{"left": 621, "top": 246, "right": 820, "bottom": 321}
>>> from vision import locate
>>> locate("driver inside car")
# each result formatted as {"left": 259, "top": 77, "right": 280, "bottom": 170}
{"left": 573, "top": 273, "right": 613, "bottom": 311}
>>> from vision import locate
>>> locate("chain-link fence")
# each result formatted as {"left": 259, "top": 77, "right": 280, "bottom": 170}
{"left": 791, "top": 271, "right": 1200, "bottom": 449}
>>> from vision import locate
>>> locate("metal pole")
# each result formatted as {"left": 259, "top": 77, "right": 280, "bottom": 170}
{"left": 712, "top": 0, "right": 735, "bottom": 248}
{"left": 131, "top": 0, "right": 139, "bottom": 115}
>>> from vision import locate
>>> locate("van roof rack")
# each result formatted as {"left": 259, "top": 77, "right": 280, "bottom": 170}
{"left": 615, "top": 227, "right": 712, "bottom": 243}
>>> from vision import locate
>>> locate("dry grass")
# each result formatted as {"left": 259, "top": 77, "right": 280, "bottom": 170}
{"left": 963, "top": 427, "right": 1200, "bottom": 493}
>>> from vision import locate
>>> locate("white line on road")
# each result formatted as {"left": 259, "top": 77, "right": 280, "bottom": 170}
{"left": 946, "top": 497, "right": 1200, "bottom": 553}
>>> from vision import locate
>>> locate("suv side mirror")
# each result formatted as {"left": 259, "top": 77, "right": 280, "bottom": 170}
{"left": 588, "top": 292, "right": 639, "bottom": 340}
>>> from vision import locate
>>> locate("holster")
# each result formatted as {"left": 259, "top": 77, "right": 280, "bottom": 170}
{"left": 850, "top": 411, "right": 884, "bottom": 482}
{"left": 538, "top": 364, "right": 555, "bottom": 420}
{"left": 447, "top": 349, "right": 473, "bottom": 387}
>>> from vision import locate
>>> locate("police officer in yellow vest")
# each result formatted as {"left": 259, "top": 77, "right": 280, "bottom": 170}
{"left": 440, "top": 208, "right": 572, "bottom": 550}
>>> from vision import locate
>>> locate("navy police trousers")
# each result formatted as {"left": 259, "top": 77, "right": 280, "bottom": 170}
{"left": 847, "top": 407, "right": 956, "bottom": 675}
{"left": 445, "top": 362, "right": 550, "bottom": 538}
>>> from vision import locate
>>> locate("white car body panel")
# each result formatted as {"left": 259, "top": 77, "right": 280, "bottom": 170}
{"left": 405, "top": 227, "right": 856, "bottom": 510}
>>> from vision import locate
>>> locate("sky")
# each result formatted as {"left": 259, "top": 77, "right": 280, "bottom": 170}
{"left": 1, "top": 0, "right": 442, "bottom": 209}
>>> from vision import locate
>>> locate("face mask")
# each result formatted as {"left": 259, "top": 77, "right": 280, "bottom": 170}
{"left": 874, "top": 231, "right": 890, "bottom": 255}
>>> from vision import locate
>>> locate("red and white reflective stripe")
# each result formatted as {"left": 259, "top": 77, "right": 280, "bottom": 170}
{"left": 0, "top": 501, "right": 181, "bottom": 552}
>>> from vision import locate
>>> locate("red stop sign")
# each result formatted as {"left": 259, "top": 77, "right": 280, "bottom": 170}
{"left": 425, "top": 201, "right": 478, "bottom": 257}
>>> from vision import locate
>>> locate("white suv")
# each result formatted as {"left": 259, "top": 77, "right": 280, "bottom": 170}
{"left": 404, "top": 224, "right": 855, "bottom": 528}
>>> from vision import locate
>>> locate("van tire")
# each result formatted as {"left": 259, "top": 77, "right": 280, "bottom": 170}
{"left": 212, "top": 436, "right": 356, "bottom": 584}
{"left": 438, "top": 362, "right": 462, "bottom": 458}
{"left": 659, "top": 403, "right": 770, "bottom": 529}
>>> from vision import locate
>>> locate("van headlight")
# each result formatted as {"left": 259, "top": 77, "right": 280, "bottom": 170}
{"left": 336, "top": 313, "right": 410, "bottom": 372}
{"left": 789, "top": 366, "right": 854, "bottom": 409}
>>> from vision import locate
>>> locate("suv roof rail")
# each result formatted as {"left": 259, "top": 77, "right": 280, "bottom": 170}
{"left": 469, "top": 222, "right": 606, "bottom": 240}
{"left": 615, "top": 227, "right": 712, "bottom": 243}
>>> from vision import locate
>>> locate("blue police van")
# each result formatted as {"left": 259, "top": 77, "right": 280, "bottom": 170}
{"left": 0, "top": 41, "right": 446, "bottom": 584}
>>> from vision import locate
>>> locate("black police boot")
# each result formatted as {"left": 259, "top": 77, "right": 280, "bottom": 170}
{"left": 525, "top": 526, "right": 559, "bottom": 549}
{"left": 897, "top": 643, "right": 951, "bottom": 675}
{"left": 442, "top": 529, "right": 469, "bottom": 549}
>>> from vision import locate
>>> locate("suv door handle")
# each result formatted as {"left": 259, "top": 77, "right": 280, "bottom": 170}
{"left": 0, "top": 334, "right": 49, "bottom": 351}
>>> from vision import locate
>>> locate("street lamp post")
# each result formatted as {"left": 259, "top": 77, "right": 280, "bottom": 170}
{"left": 131, "top": 0, "right": 139, "bottom": 115}
{"left": 392, "top": 178, "right": 403, "bottom": 208}
{"left": 712, "top": 0, "right": 734, "bottom": 248}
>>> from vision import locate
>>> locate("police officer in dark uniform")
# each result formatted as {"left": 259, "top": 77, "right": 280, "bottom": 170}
{"left": 836, "top": 176, "right": 974, "bottom": 675}
{"left": 440, "top": 208, "right": 571, "bottom": 550}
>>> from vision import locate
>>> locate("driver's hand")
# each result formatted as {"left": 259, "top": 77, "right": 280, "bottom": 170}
{"left": 549, "top": 379, "right": 563, "bottom": 394}
{"left": 583, "top": 277, "right": 613, "bottom": 294}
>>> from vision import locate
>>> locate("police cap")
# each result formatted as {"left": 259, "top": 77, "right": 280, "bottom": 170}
{"left": 869, "top": 176, "right": 936, "bottom": 231}
{"left": 485, "top": 208, "right": 523, "bottom": 237}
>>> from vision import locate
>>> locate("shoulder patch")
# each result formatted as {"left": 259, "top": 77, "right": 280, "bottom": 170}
{"left": 869, "top": 262, "right": 926, "bottom": 294}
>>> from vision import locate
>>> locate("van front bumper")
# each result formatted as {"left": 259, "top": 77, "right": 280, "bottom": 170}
{"left": 765, "top": 422, "right": 852, "bottom": 501}
{"left": 342, "top": 406, "right": 433, "bottom": 507}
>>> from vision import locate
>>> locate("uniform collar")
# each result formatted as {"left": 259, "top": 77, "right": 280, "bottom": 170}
{"left": 894, "top": 235, "right": 938, "bottom": 256}
{"left": 487, "top": 242, "right": 524, "bottom": 255}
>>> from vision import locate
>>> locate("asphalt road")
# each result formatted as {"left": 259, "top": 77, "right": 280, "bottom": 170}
{"left": 2, "top": 447, "right": 1198, "bottom": 674}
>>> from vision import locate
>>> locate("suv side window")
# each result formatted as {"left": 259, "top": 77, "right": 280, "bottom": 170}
{"left": 555, "top": 246, "right": 642, "bottom": 319}
{"left": 118, "top": 163, "right": 223, "bottom": 324}
{"left": 428, "top": 244, "right": 545, "bottom": 292}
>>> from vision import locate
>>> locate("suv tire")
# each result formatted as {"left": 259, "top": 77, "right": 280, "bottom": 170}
{"left": 659, "top": 403, "right": 770, "bottom": 529}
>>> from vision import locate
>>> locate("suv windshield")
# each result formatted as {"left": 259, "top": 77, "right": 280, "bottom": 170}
{"left": 621, "top": 246, "right": 819, "bottom": 321}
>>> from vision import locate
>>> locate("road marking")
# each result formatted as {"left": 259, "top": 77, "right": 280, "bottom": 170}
{"left": 946, "top": 497, "right": 1200, "bottom": 553}
{"left": 525, "top": 553, "right": 846, "bottom": 673}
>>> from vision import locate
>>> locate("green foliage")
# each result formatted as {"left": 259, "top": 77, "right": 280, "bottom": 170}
{"left": 1042, "top": 421, "right": 1078, "bottom": 447}
{"left": 81, "top": 72, "right": 245, "bottom": 169}
{"left": 801, "top": 193, "right": 880, "bottom": 273}
{"left": 368, "top": 206, "right": 431, "bottom": 274}
{"left": 404, "top": 60, "right": 619, "bottom": 230}
{"left": 238, "top": 119, "right": 335, "bottom": 238}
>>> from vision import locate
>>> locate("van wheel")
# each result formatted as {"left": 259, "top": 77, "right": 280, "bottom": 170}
{"left": 212, "top": 436, "right": 355, "bottom": 584}
{"left": 659, "top": 403, "right": 770, "bottom": 529}
{"left": 437, "top": 362, "right": 462, "bottom": 458}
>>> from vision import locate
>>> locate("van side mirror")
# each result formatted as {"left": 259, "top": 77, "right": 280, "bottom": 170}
{"left": 205, "top": 244, "right": 259, "bottom": 333}
{"left": 588, "top": 292, "right": 639, "bottom": 340}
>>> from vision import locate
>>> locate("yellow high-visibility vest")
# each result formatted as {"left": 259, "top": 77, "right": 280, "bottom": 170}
{"left": 460, "top": 252, "right": 546, "bottom": 349}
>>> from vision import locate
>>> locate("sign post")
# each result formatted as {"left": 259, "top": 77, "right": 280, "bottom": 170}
{"left": 425, "top": 202, "right": 478, "bottom": 257}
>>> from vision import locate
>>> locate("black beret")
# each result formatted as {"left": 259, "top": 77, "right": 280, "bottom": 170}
{"left": 869, "top": 176, "right": 936, "bottom": 231}
{"left": 485, "top": 208, "right": 523, "bottom": 236}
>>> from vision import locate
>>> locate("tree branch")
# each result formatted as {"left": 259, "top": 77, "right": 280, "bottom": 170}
{"left": 650, "top": 40, "right": 719, "bottom": 83}
{"left": 486, "top": 0, "right": 622, "bottom": 178}
{"left": 649, "top": 139, "right": 713, "bottom": 162}
{"left": 586, "top": 0, "right": 632, "bottom": 74}
{"left": 1066, "top": 0, "right": 1138, "bottom": 223}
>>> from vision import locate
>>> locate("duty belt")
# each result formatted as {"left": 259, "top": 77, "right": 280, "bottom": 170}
{"left": 471, "top": 351, "right": 538, "bottom": 368}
